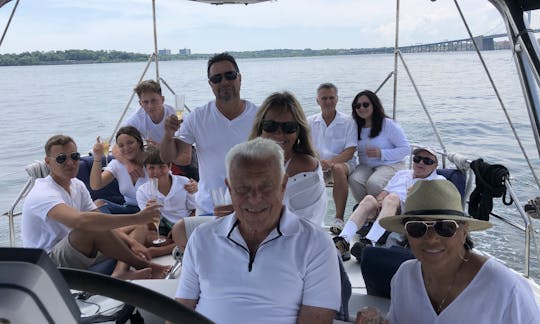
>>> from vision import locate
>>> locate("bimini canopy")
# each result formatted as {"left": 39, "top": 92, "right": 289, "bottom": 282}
{"left": 0, "top": 0, "right": 13, "bottom": 9}
{"left": 189, "top": 0, "right": 272, "bottom": 5}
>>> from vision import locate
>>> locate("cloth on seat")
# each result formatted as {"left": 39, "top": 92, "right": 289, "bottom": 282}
{"left": 468, "top": 159, "right": 511, "bottom": 221}
{"left": 25, "top": 160, "right": 50, "bottom": 179}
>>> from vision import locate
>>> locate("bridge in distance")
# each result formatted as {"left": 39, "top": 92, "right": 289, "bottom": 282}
{"left": 346, "top": 29, "right": 540, "bottom": 54}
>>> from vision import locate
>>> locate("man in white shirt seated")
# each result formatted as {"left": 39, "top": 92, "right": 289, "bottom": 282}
{"left": 333, "top": 147, "right": 445, "bottom": 261}
{"left": 174, "top": 138, "right": 341, "bottom": 324}
{"left": 22, "top": 135, "right": 170, "bottom": 280}
{"left": 308, "top": 83, "right": 357, "bottom": 235}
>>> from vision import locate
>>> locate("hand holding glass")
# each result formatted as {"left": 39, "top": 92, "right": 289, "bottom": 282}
{"left": 149, "top": 178, "right": 166, "bottom": 245}
{"left": 99, "top": 136, "right": 110, "bottom": 164}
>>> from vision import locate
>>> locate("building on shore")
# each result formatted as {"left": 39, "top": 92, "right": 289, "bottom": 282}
{"left": 178, "top": 48, "right": 191, "bottom": 56}
{"left": 158, "top": 49, "right": 171, "bottom": 55}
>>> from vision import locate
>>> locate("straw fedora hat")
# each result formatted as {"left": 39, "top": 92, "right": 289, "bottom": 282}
{"left": 379, "top": 180, "right": 492, "bottom": 234}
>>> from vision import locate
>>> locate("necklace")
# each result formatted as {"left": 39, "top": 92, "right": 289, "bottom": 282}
{"left": 433, "top": 252, "right": 470, "bottom": 314}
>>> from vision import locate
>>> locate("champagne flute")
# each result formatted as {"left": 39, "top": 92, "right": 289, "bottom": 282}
{"left": 150, "top": 178, "right": 166, "bottom": 245}
{"left": 175, "top": 94, "right": 185, "bottom": 121}
{"left": 100, "top": 136, "right": 110, "bottom": 165}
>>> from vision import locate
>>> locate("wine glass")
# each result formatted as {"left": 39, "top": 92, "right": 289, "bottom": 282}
{"left": 150, "top": 178, "right": 166, "bottom": 245}
{"left": 175, "top": 94, "right": 185, "bottom": 121}
{"left": 100, "top": 135, "right": 110, "bottom": 165}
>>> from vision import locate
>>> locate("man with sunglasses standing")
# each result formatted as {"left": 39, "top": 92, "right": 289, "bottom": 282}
{"left": 22, "top": 135, "right": 170, "bottom": 279}
{"left": 332, "top": 147, "right": 445, "bottom": 261}
{"left": 308, "top": 83, "right": 357, "bottom": 234}
{"left": 161, "top": 52, "right": 257, "bottom": 215}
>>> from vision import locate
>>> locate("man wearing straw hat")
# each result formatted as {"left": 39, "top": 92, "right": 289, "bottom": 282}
{"left": 372, "top": 180, "right": 539, "bottom": 323}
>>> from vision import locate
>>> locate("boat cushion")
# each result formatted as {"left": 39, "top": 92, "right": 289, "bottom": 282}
{"left": 76, "top": 155, "right": 124, "bottom": 205}
{"left": 436, "top": 168, "right": 466, "bottom": 198}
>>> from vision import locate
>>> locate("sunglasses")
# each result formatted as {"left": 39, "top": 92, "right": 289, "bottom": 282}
{"left": 52, "top": 152, "right": 81, "bottom": 164}
{"left": 404, "top": 220, "right": 460, "bottom": 238}
{"left": 353, "top": 102, "right": 370, "bottom": 109}
{"left": 209, "top": 71, "right": 239, "bottom": 84}
{"left": 413, "top": 155, "right": 436, "bottom": 165}
{"left": 261, "top": 120, "right": 299, "bottom": 134}
{"left": 320, "top": 96, "right": 336, "bottom": 101}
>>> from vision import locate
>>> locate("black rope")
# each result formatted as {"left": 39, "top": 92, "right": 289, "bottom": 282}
{"left": 468, "top": 159, "right": 513, "bottom": 221}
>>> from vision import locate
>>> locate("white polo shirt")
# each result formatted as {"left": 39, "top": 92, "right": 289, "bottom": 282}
{"left": 308, "top": 111, "right": 357, "bottom": 166}
{"left": 176, "top": 100, "right": 257, "bottom": 214}
{"left": 124, "top": 104, "right": 175, "bottom": 143}
{"left": 176, "top": 208, "right": 341, "bottom": 324}
{"left": 22, "top": 176, "right": 97, "bottom": 252}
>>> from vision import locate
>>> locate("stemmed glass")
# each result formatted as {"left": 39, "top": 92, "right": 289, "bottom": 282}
{"left": 149, "top": 178, "right": 166, "bottom": 245}
{"left": 175, "top": 94, "right": 185, "bottom": 121}
{"left": 100, "top": 135, "right": 110, "bottom": 165}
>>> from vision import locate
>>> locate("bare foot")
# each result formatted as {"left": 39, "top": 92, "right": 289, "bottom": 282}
{"left": 113, "top": 268, "right": 153, "bottom": 280}
{"left": 150, "top": 263, "right": 171, "bottom": 279}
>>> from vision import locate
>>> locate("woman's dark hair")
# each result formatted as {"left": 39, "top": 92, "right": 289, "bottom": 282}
{"left": 116, "top": 126, "right": 144, "bottom": 151}
{"left": 351, "top": 90, "right": 388, "bottom": 140}
{"left": 464, "top": 235, "right": 474, "bottom": 250}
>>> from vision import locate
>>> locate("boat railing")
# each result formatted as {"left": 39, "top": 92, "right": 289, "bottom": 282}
{"left": 4, "top": 160, "right": 49, "bottom": 247}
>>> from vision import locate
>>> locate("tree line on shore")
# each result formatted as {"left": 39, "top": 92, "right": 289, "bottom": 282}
{"left": 0, "top": 48, "right": 361, "bottom": 66}
{"left": 0, "top": 41, "right": 525, "bottom": 67}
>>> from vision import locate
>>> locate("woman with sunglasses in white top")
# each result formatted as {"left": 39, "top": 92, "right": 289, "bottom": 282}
{"left": 348, "top": 90, "right": 410, "bottom": 205}
{"left": 248, "top": 91, "right": 328, "bottom": 227}
{"left": 372, "top": 180, "right": 540, "bottom": 323}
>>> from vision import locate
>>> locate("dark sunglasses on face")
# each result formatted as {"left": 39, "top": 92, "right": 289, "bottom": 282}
{"left": 209, "top": 71, "right": 239, "bottom": 84}
{"left": 261, "top": 120, "right": 299, "bottom": 134}
{"left": 404, "top": 220, "right": 460, "bottom": 238}
{"left": 413, "top": 155, "right": 436, "bottom": 165}
{"left": 52, "top": 152, "right": 81, "bottom": 164}
{"left": 353, "top": 102, "right": 370, "bottom": 110}
{"left": 320, "top": 96, "right": 336, "bottom": 101}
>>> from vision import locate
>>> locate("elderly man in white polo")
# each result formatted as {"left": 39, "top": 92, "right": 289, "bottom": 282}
{"left": 174, "top": 138, "right": 341, "bottom": 324}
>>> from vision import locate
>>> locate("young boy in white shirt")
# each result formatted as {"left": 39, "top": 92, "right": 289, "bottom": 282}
{"left": 136, "top": 147, "right": 197, "bottom": 255}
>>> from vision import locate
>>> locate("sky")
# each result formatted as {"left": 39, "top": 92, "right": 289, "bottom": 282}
{"left": 0, "top": 0, "right": 538, "bottom": 54}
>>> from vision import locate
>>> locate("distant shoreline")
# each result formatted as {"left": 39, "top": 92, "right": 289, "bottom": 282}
{"left": 0, "top": 45, "right": 515, "bottom": 67}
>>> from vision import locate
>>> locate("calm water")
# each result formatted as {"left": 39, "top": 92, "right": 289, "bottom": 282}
{"left": 1, "top": 51, "right": 539, "bottom": 279}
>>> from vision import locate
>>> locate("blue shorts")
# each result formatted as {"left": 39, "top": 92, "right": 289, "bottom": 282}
{"left": 99, "top": 199, "right": 140, "bottom": 214}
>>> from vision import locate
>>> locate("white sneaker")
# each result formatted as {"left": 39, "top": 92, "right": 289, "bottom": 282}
{"left": 329, "top": 218, "right": 345, "bottom": 235}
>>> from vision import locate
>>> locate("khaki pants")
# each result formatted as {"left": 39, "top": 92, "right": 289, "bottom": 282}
{"left": 348, "top": 161, "right": 405, "bottom": 202}
{"left": 48, "top": 234, "right": 106, "bottom": 269}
